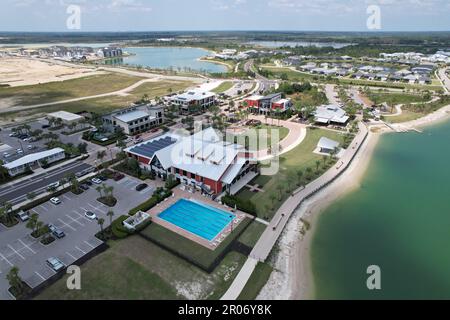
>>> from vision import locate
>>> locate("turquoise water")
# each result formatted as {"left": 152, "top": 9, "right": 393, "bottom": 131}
{"left": 117, "top": 47, "right": 227, "bottom": 73}
{"left": 158, "top": 199, "right": 235, "bottom": 241}
{"left": 311, "top": 120, "right": 450, "bottom": 299}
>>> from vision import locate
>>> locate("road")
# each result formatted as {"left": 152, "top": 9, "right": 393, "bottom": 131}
{"left": 437, "top": 68, "right": 450, "bottom": 93}
{"left": 243, "top": 60, "right": 276, "bottom": 94}
{"left": 0, "top": 162, "right": 92, "bottom": 205}
{"left": 222, "top": 122, "right": 369, "bottom": 300}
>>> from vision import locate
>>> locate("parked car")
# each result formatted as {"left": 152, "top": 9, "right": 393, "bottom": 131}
{"left": 84, "top": 211, "right": 97, "bottom": 220}
{"left": 136, "top": 183, "right": 148, "bottom": 192}
{"left": 3, "top": 152, "right": 11, "bottom": 158}
{"left": 27, "top": 145, "right": 36, "bottom": 150}
{"left": 8, "top": 132, "right": 18, "bottom": 137}
{"left": 91, "top": 178, "right": 102, "bottom": 185}
{"left": 23, "top": 137, "right": 32, "bottom": 142}
{"left": 50, "top": 197, "right": 61, "bottom": 205}
{"left": 41, "top": 124, "right": 50, "bottom": 129}
{"left": 17, "top": 211, "right": 30, "bottom": 222}
{"left": 113, "top": 173, "right": 125, "bottom": 181}
{"left": 98, "top": 175, "right": 108, "bottom": 181}
{"left": 79, "top": 184, "right": 90, "bottom": 191}
{"left": 46, "top": 257, "right": 65, "bottom": 272}
{"left": 48, "top": 224, "right": 65, "bottom": 239}
{"left": 84, "top": 180, "right": 93, "bottom": 186}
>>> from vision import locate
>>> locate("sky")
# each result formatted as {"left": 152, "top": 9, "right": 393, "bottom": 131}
{"left": 1, "top": 0, "right": 449, "bottom": 32}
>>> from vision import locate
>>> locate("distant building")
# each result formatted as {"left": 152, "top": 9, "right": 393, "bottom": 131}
{"left": 244, "top": 93, "right": 292, "bottom": 114}
{"left": 170, "top": 90, "right": 216, "bottom": 113}
{"left": 314, "top": 105, "right": 349, "bottom": 125}
{"left": 3, "top": 148, "right": 66, "bottom": 177}
{"left": 98, "top": 47, "right": 123, "bottom": 58}
{"left": 102, "top": 104, "right": 164, "bottom": 135}
{"left": 48, "top": 111, "right": 85, "bottom": 125}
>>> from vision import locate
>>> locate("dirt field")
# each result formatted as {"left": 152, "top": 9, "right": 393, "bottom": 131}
{"left": 0, "top": 57, "right": 105, "bottom": 87}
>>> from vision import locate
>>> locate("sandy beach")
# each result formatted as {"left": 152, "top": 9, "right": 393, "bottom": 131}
{"left": 257, "top": 102, "right": 450, "bottom": 300}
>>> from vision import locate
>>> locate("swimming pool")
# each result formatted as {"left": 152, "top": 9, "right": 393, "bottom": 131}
{"left": 158, "top": 199, "right": 235, "bottom": 241}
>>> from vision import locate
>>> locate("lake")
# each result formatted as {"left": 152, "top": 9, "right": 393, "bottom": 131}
{"left": 310, "top": 120, "right": 450, "bottom": 299}
{"left": 116, "top": 47, "right": 227, "bottom": 73}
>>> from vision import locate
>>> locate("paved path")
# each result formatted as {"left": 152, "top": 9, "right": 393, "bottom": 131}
{"left": 437, "top": 68, "right": 450, "bottom": 94}
{"left": 248, "top": 115, "right": 307, "bottom": 161}
{"left": 325, "top": 84, "right": 340, "bottom": 105}
{"left": 222, "top": 122, "right": 369, "bottom": 300}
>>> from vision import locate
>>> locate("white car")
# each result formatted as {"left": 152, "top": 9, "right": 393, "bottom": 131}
{"left": 3, "top": 152, "right": 10, "bottom": 158}
{"left": 46, "top": 257, "right": 65, "bottom": 272}
{"left": 16, "top": 149, "right": 24, "bottom": 155}
{"left": 23, "top": 137, "right": 32, "bottom": 142}
{"left": 50, "top": 197, "right": 61, "bottom": 205}
{"left": 91, "top": 178, "right": 103, "bottom": 184}
{"left": 85, "top": 211, "right": 97, "bottom": 220}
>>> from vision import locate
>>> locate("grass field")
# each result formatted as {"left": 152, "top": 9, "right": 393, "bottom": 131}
{"left": 140, "top": 218, "right": 252, "bottom": 271}
{"left": 236, "top": 127, "right": 345, "bottom": 219}
{"left": 237, "top": 262, "right": 273, "bottom": 300}
{"left": 368, "top": 92, "right": 430, "bottom": 105}
{"left": 237, "top": 221, "right": 267, "bottom": 248}
{"left": 35, "top": 235, "right": 248, "bottom": 300}
{"left": 385, "top": 110, "right": 423, "bottom": 123}
{"left": 212, "top": 81, "right": 234, "bottom": 93}
{"left": 0, "top": 80, "right": 192, "bottom": 120}
{"left": 0, "top": 73, "right": 144, "bottom": 107}
{"left": 227, "top": 124, "right": 289, "bottom": 151}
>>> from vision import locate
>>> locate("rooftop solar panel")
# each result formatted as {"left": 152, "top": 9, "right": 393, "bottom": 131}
{"left": 130, "top": 137, "right": 177, "bottom": 159}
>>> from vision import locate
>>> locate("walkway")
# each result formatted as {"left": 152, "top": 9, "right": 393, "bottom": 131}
{"left": 249, "top": 115, "right": 307, "bottom": 161}
{"left": 222, "top": 122, "right": 369, "bottom": 300}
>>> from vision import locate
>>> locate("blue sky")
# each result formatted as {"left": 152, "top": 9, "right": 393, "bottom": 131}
{"left": 1, "top": 0, "right": 449, "bottom": 32}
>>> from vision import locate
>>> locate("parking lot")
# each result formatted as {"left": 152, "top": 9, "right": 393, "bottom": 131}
{"left": 0, "top": 118, "right": 94, "bottom": 163}
{"left": 0, "top": 175, "right": 155, "bottom": 300}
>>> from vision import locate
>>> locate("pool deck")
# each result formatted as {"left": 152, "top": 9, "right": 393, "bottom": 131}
{"left": 146, "top": 187, "right": 248, "bottom": 250}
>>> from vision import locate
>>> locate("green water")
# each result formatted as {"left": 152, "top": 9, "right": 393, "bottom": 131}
{"left": 311, "top": 120, "right": 450, "bottom": 299}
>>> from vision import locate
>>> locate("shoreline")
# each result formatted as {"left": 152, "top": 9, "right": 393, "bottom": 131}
{"left": 258, "top": 103, "right": 450, "bottom": 300}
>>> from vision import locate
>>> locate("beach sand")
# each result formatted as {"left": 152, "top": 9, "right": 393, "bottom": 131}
{"left": 257, "top": 130, "right": 380, "bottom": 300}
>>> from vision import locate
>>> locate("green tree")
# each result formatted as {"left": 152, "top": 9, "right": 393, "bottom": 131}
{"left": 6, "top": 267, "right": 24, "bottom": 296}
{"left": 26, "top": 213, "right": 40, "bottom": 236}
{"left": 98, "top": 218, "right": 105, "bottom": 237}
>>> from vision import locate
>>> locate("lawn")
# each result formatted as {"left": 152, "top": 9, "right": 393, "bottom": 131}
{"left": 139, "top": 218, "right": 252, "bottom": 272}
{"left": 227, "top": 124, "right": 289, "bottom": 151}
{"left": 35, "top": 235, "right": 248, "bottom": 300}
{"left": 212, "top": 81, "right": 234, "bottom": 93}
{"left": 385, "top": 110, "right": 423, "bottom": 123}
{"left": 237, "top": 262, "right": 273, "bottom": 300}
{"left": 0, "top": 80, "right": 193, "bottom": 120}
{"left": 0, "top": 73, "right": 143, "bottom": 106}
{"left": 367, "top": 92, "right": 430, "bottom": 105}
{"left": 236, "top": 127, "right": 346, "bottom": 220}
{"left": 237, "top": 221, "right": 267, "bottom": 248}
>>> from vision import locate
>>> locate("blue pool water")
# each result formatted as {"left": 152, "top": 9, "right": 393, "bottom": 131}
{"left": 158, "top": 199, "right": 235, "bottom": 241}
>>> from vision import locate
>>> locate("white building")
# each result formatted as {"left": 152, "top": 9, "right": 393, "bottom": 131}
{"left": 102, "top": 104, "right": 164, "bottom": 135}
{"left": 170, "top": 90, "right": 216, "bottom": 113}
{"left": 3, "top": 148, "right": 66, "bottom": 177}
{"left": 48, "top": 111, "right": 85, "bottom": 125}
{"left": 314, "top": 105, "right": 349, "bottom": 125}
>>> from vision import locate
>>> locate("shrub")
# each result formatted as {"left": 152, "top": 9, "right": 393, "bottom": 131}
{"left": 221, "top": 194, "right": 257, "bottom": 216}
{"left": 111, "top": 215, "right": 131, "bottom": 239}
{"left": 128, "top": 188, "right": 173, "bottom": 216}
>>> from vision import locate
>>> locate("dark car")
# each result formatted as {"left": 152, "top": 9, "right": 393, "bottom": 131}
{"left": 136, "top": 183, "right": 148, "bottom": 192}
{"left": 113, "top": 173, "right": 125, "bottom": 181}
{"left": 48, "top": 224, "right": 65, "bottom": 239}
{"left": 79, "top": 184, "right": 90, "bottom": 191}
{"left": 84, "top": 180, "right": 93, "bottom": 186}
{"left": 42, "top": 124, "right": 50, "bottom": 129}
{"left": 98, "top": 175, "right": 108, "bottom": 181}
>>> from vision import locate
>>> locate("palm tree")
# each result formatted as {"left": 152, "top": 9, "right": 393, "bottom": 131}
{"left": 26, "top": 213, "right": 40, "bottom": 237}
{"left": 96, "top": 186, "right": 103, "bottom": 198}
{"left": 6, "top": 266, "right": 24, "bottom": 296}
{"left": 27, "top": 192, "right": 37, "bottom": 201}
{"left": 276, "top": 184, "right": 284, "bottom": 201}
{"left": 98, "top": 218, "right": 105, "bottom": 237}
{"left": 315, "top": 160, "right": 321, "bottom": 172}
{"left": 107, "top": 210, "right": 115, "bottom": 229}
